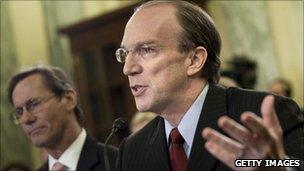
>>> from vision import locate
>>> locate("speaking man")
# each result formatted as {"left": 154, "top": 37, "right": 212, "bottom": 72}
{"left": 115, "top": 1, "right": 303, "bottom": 171}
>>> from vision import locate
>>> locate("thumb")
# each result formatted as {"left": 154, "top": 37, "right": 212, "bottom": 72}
{"left": 261, "top": 95, "right": 282, "bottom": 135}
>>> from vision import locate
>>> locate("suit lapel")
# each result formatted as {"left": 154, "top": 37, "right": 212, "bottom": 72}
{"left": 76, "top": 136, "right": 100, "bottom": 170}
{"left": 147, "top": 117, "right": 171, "bottom": 170}
{"left": 188, "top": 84, "right": 227, "bottom": 170}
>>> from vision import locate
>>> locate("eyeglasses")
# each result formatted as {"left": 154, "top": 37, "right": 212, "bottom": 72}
{"left": 115, "top": 43, "right": 162, "bottom": 63}
{"left": 11, "top": 94, "right": 56, "bottom": 125}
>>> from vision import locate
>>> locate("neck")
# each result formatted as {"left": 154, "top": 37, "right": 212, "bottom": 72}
{"left": 45, "top": 120, "right": 82, "bottom": 159}
{"left": 162, "top": 79, "right": 207, "bottom": 127}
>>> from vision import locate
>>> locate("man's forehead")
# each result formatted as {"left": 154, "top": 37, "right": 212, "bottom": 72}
{"left": 122, "top": 4, "right": 180, "bottom": 47}
{"left": 130, "top": 3, "right": 176, "bottom": 26}
{"left": 135, "top": 2, "right": 176, "bottom": 14}
{"left": 13, "top": 74, "right": 47, "bottom": 98}
{"left": 19, "top": 73, "right": 44, "bottom": 85}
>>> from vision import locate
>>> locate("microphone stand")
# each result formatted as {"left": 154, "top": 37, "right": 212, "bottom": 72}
{"left": 104, "top": 129, "right": 115, "bottom": 171}
{"left": 104, "top": 118, "right": 126, "bottom": 171}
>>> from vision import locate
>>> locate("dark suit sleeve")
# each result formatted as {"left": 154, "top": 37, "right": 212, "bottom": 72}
{"left": 274, "top": 97, "right": 304, "bottom": 159}
{"left": 275, "top": 97, "right": 304, "bottom": 171}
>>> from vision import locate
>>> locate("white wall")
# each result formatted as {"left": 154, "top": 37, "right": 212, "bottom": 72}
{"left": 208, "top": 1, "right": 303, "bottom": 107}
{"left": 9, "top": 1, "right": 50, "bottom": 68}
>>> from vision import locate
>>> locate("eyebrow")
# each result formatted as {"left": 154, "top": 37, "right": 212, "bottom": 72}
{"left": 120, "top": 40, "right": 158, "bottom": 49}
{"left": 15, "top": 97, "right": 38, "bottom": 108}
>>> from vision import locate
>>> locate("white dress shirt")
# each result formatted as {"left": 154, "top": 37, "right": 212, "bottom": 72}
{"left": 48, "top": 129, "right": 87, "bottom": 171}
{"left": 164, "top": 83, "right": 209, "bottom": 158}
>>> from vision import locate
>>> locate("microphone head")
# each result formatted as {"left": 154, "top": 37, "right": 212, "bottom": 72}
{"left": 112, "top": 117, "right": 127, "bottom": 134}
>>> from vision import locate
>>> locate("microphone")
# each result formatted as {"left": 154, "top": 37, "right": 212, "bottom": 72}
{"left": 104, "top": 117, "right": 127, "bottom": 171}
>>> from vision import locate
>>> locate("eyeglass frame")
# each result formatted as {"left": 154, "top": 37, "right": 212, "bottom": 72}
{"left": 115, "top": 42, "right": 164, "bottom": 63}
{"left": 11, "top": 94, "right": 57, "bottom": 125}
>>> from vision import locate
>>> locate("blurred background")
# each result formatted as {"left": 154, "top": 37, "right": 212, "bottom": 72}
{"left": 1, "top": 0, "right": 303, "bottom": 170}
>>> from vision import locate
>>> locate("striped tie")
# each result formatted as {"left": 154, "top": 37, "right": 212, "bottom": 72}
{"left": 169, "top": 128, "right": 188, "bottom": 171}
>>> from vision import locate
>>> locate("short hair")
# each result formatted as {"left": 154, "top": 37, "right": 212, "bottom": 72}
{"left": 7, "top": 65, "right": 84, "bottom": 125}
{"left": 136, "top": 0, "right": 222, "bottom": 83}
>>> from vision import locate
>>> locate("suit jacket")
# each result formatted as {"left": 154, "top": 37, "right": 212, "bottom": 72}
{"left": 38, "top": 135, "right": 118, "bottom": 171}
{"left": 117, "top": 84, "right": 304, "bottom": 171}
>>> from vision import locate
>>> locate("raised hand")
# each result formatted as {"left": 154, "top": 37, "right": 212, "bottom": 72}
{"left": 202, "top": 95, "right": 285, "bottom": 170}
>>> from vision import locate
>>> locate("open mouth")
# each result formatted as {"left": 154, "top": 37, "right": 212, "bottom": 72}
{"left": 131, "top": 85, "right": 148, "bottom": 97}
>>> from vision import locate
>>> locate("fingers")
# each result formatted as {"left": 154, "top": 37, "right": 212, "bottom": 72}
{"left": 241, "top": 112, "right": 270, "bottom": 141}
{"left": 204, "top": 139, "right": 236, "bottom": 169}
{"left": 261, "top": 95, "right": 282, "bottom": 136}
{"left": 218, "top": 114, "right": 272, "bottom": 158}
{"left": 203, "top": 127, "right": 244, "bottom": 170}
{"left": 203, "top": 127, "right": 244, "bottom": 154}
{"left": 218, "top": 116, "right": 251, "bottom": 144}
{"left": 241, "top": 112, "right": 275, "bottom": 158}
{"left": 201, "top": 95, "right": 285, "bottom": 170}
{"left": 261, "top": 95, "right": 284, "bottom": 158}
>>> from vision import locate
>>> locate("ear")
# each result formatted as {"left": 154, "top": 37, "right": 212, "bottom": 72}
{"left": 186, "top": 46, "right": 207, "bottom": 76}
{"left": 62, "top": 90, "right": 77, "bottom": 112}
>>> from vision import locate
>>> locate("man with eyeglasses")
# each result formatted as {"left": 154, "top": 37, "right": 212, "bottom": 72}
{"left": 115, "top": 1, "right": 303, "bottom": 171}
{"left": 7, "top": 65, "right": 117, "bottom": 171}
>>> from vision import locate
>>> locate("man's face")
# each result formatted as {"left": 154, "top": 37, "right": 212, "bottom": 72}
{"left": 12, "top": 74, "right": 69, "bottom": 148}
{"left": 121, "top": 5, "right": 190, "bottom": 114}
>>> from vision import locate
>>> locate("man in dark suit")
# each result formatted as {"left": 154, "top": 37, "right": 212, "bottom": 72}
{"left": 7, "top": 65, "right": 117, "bottom": 170}
{"left": 115, "top": 1, "right": 303, "bottom": 170}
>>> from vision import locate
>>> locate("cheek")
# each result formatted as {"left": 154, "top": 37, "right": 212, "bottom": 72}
{"left": 145, "top": 64, "right": 166, "bottom": 93}
{"left": 144, "top": 53, "right": 187, "bottom": 92}
{"left": 40, "top": 113, "right": 65, "bottom": 142}
{"left": 147, "top": 67, "right": 186, "bottom": 99}
{"left": 38, "top": 107, "right": 65, "bottom": 131}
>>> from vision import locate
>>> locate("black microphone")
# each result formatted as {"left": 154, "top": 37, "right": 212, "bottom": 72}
{"left": 104, "top": 117, "right": 127, "bottom": 171}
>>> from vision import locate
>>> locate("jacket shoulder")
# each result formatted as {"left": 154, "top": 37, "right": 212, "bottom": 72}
{"left": 226, "top": 87, "right": 302, "bottom": 119}
{"left": 77, "top": 135, "right": 118, "bottom": 170}
{"left": 116, "top": 116, "right": 164, "bottom": 170}
{"left": 125, "top": 116, "right": 161, "bottom": 145}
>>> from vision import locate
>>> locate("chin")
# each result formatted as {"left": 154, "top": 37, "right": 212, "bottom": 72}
{"left": 30, "top": 136, "right": 51, "bottom": 148}
{"left": 31, "top": 139, "right": 48, "bottom": 147}
{"left": 136, "top": 102, "right": 151, "bottom": 112}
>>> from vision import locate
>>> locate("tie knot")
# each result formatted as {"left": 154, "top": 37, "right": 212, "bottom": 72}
{"left": 170, "top": 128, "right": 184, "bottom": 144}
{"left": 51, "top": 162, "right": 68, "bottom": 171}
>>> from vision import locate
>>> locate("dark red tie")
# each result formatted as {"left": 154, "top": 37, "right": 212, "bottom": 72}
{"left": 169, "top": 128, "right": 188, "bottom": 171}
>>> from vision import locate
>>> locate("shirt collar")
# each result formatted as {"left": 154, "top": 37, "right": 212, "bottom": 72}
{"left": 48, "top": 129, "right": 87, "bottom": 170}
{"left": 164, "top": 83, "right": 209, "bottom": 153}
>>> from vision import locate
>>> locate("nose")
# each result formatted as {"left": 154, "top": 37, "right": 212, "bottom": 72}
{"left": 19, "top": 110, "right": 36, "bottom": 124}
{"left": 123, "top": 53, "right": 143, "bottom": 76}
